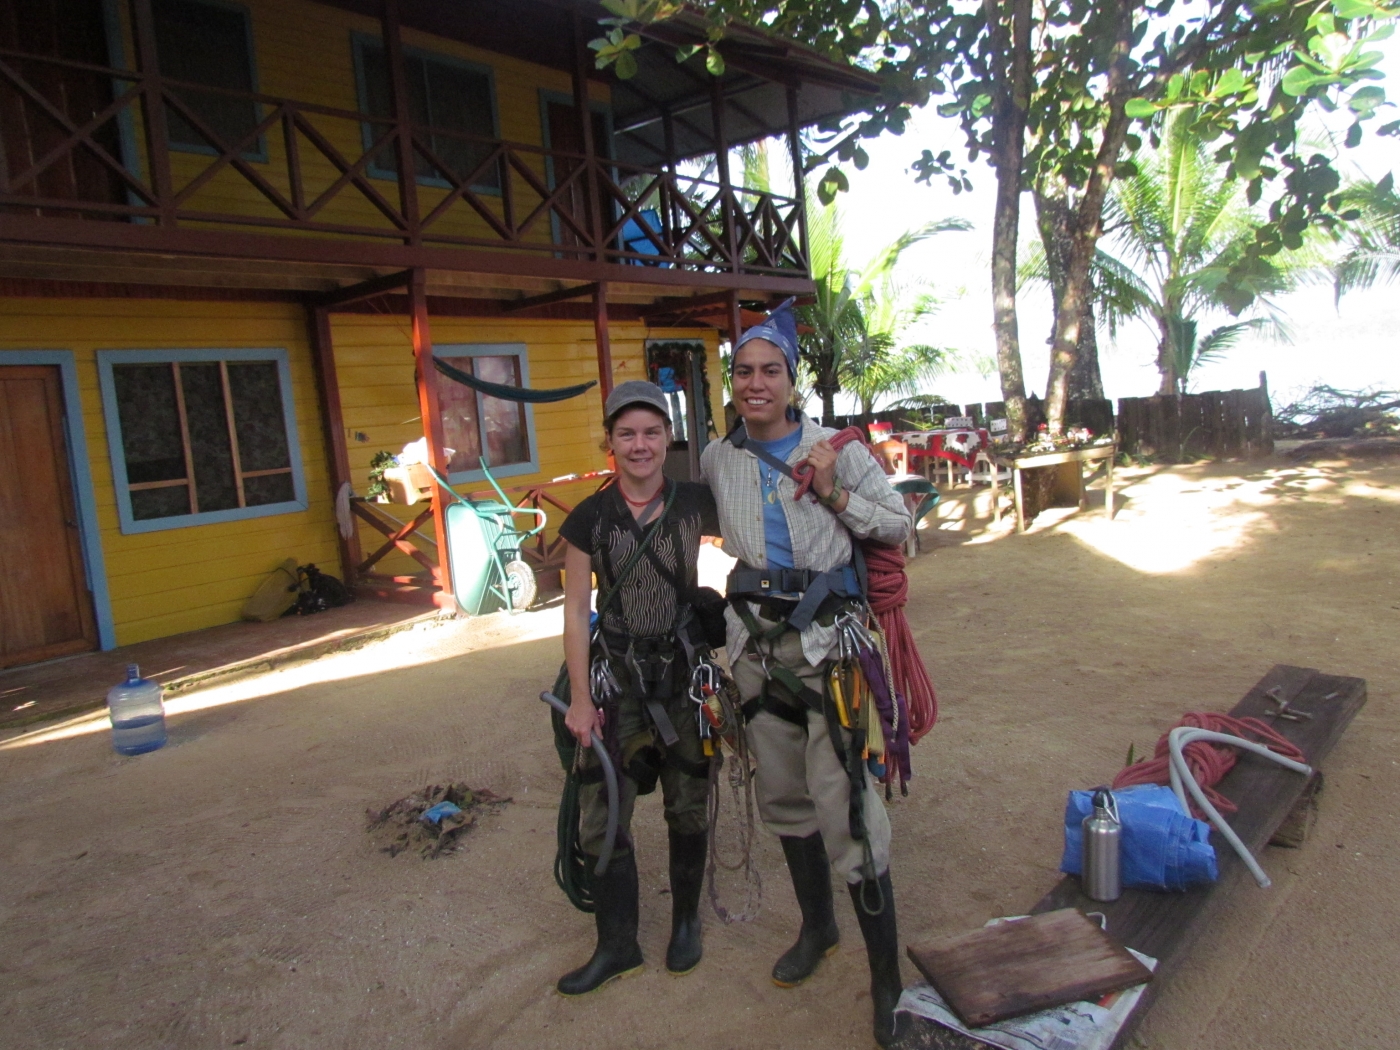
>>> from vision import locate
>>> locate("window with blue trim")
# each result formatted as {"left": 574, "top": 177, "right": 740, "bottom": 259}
{"left": 433, "top": 345, "right": 535, "bottom": 481}
{"left": 98, "top": 350, "right": 306, "bottom": 532}
{"left": 353, "top": 36, "right": 502, "bottom": 192}
{"left": 153, "top": 0, "right": 264, "bottom": 160}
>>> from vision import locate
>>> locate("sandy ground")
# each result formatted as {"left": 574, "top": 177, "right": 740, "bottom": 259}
{"left": 1, "top": 455, "right": 1397, "bottom": 1050}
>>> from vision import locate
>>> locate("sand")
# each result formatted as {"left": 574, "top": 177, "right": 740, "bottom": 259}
{"left": 1, "top": 454, "right": 1397, "bottom": 1050}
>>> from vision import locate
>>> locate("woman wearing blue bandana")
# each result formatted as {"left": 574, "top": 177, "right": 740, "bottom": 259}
{"left": 700, "top": 299, "right": 913, "bottom": 1047}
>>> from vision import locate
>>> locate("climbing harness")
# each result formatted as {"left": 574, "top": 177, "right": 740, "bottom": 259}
{"left": 548, "top": 482, "right": 677, "bottom": 912}
{"left": 730, "top": 421, "right": 939, "bottom": 745}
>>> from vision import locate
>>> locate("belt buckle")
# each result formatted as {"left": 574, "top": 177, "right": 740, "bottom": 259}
{"left": 760, "top": 578, "right": 770, "bottom": 591}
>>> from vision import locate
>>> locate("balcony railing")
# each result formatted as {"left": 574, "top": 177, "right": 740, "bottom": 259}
{"left": 0, "top": 48, "right": 807, "bottom": 279}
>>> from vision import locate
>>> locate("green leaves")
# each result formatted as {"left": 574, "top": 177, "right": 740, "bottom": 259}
{"left": 816, "top": 167, "right": 849, "bottom": 206}
{"left": 1348, "top": 84, "right": 1388, "bottom": 116}
{"left": 588, "top": 26, "right": 642, "bottom": 78}
{"left": 1281, "top": 65, "right": 1329, "bottom": 96}
{"left": 1215, "top": 68, "right": 1248, "bottom": 97}
{"left": 1125, "top": 98, "right": 1157, "bottom": 118}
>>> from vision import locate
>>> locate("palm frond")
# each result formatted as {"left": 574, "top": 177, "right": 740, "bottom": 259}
{"left": 1333, "top": 176, "right": 1400, "bottom": 300}
{"left": 1194, "top": 318, "right": 1268, "bottom": 368}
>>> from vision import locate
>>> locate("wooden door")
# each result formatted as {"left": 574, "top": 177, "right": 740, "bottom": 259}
{"left": 546, "top": 100, "right": 612, "bottom": 255}
{"left": 0, "top": 366, "right": 98, "bottom": 667}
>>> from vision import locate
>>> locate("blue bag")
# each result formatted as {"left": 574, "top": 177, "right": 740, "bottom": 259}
{"left": 1061, "top": 784, "right": 1217, "bottom": 891}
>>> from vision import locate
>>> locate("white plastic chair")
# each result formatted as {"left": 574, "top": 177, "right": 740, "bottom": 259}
{"left": 970, "top": 450, "right": 1010, "bottom": 486}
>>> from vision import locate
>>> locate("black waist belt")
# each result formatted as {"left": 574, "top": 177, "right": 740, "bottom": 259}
{"left": 726, "top": 563, "right": 863, "bottom": 633}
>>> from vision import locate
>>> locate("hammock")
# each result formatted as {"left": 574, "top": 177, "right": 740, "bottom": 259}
{"left": 433, "top": 356, "right": 596, "bottom": 404}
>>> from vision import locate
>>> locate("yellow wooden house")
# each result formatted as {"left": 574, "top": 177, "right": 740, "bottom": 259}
{"left": 0, "top": 0, "right": 878, "bottom": 667}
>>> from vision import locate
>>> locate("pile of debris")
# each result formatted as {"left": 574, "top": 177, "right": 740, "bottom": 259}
{"left": 366, "top": 782, "right": 510, "bottom": 859}
{"left": 1274, "top": 384, "right": 1399, "bottom": 440}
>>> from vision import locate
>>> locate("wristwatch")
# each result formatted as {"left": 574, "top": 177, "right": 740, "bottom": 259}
{"left": 819, "top": 479, "right": 845, "bottom": 508}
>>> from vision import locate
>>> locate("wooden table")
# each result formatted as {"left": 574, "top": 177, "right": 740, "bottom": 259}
{"left": 892, "top": 429, "right": 992, "bottom": 487}
{"left": 1008, "top": 443, "right": 1117, "bottom": 533}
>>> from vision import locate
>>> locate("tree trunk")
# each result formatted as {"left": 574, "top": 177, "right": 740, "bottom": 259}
{"left": 1155, "top": 315, "right": 1175, "bottom": 394}
{"left": 1034, "top": 182, "right": 1105, "bottom": 401}
{"left": 817, "top": 380, "right": 837, "bottom": 426}
{"left": 985, "top": 0, "right": 1033, "bottom": 441}
{"left": 1043, "top": 0, "right": 1136, "bottom": 434}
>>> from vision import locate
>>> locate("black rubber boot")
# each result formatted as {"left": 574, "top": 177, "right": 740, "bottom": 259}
{"left": 771, "top": 832, "right": 841, "bottom": 987}
{"left": 556, "top": 852, "right": 645, "bottom": 996}
{"left": 848, "top": 870, "right": 908, "bottom": 1049}
{"left": 665, "top": 829, "right": 707, "bottom": 975}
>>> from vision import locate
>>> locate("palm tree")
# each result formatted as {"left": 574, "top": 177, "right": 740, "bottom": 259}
{"left": 840, "top": 275, "right": 956, "bottom": 420}
{"left": 1333, "top": 174, "right": 1400, "bottom": 300}
{"left": 799, "top": 193, "right": 969, "bottom": 422}
{"left": 1063, "top": 108, "right": 1310, "bottom": 395}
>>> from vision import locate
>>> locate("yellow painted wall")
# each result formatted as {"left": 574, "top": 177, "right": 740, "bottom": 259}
{"left": 0, "top": 299, "right": 339, "bottom": 646}
{"left": 108, "top": 0, "right": 606, "bottom": 245}
{"left": 332, "top": 316, "right": 722, "bottom": 576}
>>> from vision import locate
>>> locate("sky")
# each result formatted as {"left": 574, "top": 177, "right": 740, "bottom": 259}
{"left": 791, "top": 36, "right": 1400, "bottom": 417}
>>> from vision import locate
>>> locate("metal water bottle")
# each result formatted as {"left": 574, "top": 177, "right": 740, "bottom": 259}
{"left": 1081, "top": 787, "right": 1122, "bottom": 902}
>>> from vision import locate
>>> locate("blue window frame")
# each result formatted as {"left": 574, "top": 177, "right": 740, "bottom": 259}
{"left": 152, "top": 0, "right": 267, "bottom": 162}
{"left": 351, "top": 33, "right": 502, "bottom": 193}
{"left": 97, "top": 348, "right": 307, "bottom": 534}
{"left": 432, "top": 344, "right": 538, "bottom": 484}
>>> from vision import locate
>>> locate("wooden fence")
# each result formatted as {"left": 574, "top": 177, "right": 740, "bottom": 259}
{"left": 1117, "top": 378, "right": 1273, "bottom": 461}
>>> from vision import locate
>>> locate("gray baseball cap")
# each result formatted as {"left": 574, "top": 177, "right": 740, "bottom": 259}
{"left": 605, "top": 379, "right": 671, "bottom": 423}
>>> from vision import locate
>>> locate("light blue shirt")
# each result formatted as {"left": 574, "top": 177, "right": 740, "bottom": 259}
{"left": 748, "top": 427, "right": 803, "bottom": 570}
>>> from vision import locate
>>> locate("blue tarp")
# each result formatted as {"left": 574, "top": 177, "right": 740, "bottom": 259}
{"left": 1061, "top": 784, "right": 1218, "bottom": 892}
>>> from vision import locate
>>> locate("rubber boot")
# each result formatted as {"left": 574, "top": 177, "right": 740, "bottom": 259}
{"left": 665, "top": 829, "right": 707, "bottom": 975}
{"left": 556, "top": 851, "right": 645, "bottom": 996}
{"left": 848, "top": 870, "right": 907, "bottom": 1049}
{"left": 771, "top": 832, "right": 841, "bottom": 987}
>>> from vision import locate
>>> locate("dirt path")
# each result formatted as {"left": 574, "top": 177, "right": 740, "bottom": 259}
{"left": 1, "top": 456, "right": 1396, "bottom": 1050}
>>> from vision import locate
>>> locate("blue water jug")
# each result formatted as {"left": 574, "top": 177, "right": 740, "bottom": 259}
{"left": 106, "top": 664, "right": 167, "bottom": 755}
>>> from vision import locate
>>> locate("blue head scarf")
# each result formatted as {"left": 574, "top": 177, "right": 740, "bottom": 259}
{"left": 734, "top": 297, "right": 799, "bottom": 381}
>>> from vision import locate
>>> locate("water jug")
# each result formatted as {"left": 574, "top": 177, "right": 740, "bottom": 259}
{"left": 1081, "top": 787, "right": 1122, "bottom": 902}
{"left": 107, "top": 664, "right": 167, "bottom": 755}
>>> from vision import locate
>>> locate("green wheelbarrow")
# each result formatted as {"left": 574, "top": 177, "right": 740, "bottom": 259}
{"left": 428, "top": 460, "right": 546, "bottom": 615}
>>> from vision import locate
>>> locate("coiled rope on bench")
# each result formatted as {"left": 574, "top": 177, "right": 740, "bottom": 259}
{"left": 791, "top": 426, "right": 938, "bottom": 743}
{"left": 1112, "top": 711, "right": 1306, "bottom": 818}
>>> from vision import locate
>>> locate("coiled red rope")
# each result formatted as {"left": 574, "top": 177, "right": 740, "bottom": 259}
{"left": 1112, "top": 711, "right": 1305, "bottom": 818}
{"left": 793, "top": 427, "right": 938, "bottom": 742}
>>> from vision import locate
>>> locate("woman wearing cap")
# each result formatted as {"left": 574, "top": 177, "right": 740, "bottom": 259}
{"left": 554, "top": 380, "right": 720, "bottom": 995}
{"left": 700, "top": 301, "right": 913, "bottom": 1047}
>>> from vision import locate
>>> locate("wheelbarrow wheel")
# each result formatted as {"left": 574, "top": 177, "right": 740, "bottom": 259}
{"left": 503, "top": 559, "right": 537, "bottom": 611}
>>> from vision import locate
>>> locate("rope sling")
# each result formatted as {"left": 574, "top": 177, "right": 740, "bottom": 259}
{"left": 785, "top": 426, "right": 939, "bottom": 743}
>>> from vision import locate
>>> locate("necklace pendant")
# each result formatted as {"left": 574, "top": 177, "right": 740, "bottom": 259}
{"left": 767, "top": 490, "right": 776, "bottom": 504}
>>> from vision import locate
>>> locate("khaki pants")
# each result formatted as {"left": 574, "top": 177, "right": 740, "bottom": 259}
{"left": 577, "top": 680, "right": 710, "bottom": 856}
{"left": 731, "top": 620, "right": 891, "bottom": 884}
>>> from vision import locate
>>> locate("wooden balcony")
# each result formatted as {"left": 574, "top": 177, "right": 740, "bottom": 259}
{"left": 0, "top": 46, "right": 808, "bottom": 293}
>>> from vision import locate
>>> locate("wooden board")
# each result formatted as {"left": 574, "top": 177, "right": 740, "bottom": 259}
{"left": 901, "top": 665, "right": 1368, "bottom": 1050}
{"left": 907, "top": 908, "right": 1153, "bottom": 1028}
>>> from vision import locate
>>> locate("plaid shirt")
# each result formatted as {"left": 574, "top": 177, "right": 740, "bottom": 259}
{"left": 701, "top": 416, "right": 912, "bottom": 666}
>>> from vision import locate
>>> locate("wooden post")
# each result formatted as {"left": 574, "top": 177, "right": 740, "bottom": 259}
{"left": 710, "top": 74, "right": 738, "bottom": 273}
{"left": 785, "top": 85, "right": 810, "bottom": 271}
{"left": 129, "top": 0, "right": 175, "bottom": 225}
{"left": 381, "top": 0, "right": 421, "bottom": 244}
{"left": 1105, "top": 451, "right": 1115, "bottom": 520}
{"left": 593, "top": 281, "right": 614, "bottom": 412}
{"left": 408, "top": 268, "right": 453, "bottom": 603}
{"left": 570, "top": 12, "right": 603, "bottom": 257}
{"left": 306, "top": 305, "right": 362, "bottom": 585}
{"left": 661, "top": 108, "right": 677, "bottom": 247}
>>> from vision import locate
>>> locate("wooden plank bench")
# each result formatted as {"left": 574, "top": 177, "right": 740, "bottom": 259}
{"left": 901, "top": 664, "right": 1368, "bottom": 1050}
